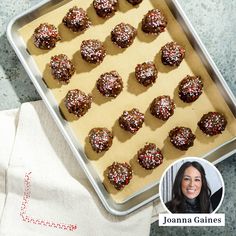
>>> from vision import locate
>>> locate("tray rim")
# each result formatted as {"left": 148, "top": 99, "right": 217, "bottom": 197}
{"left": 6, "top": 0, "right": 236, "bottom": 216}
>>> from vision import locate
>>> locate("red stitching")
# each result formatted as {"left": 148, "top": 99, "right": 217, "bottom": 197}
{"left": 20, "top": 172, "right": 77, "bottom": 231}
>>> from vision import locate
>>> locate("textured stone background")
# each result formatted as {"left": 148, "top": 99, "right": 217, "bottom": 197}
{"left": 0, "top": 1, "right": 235, "bottom": 235}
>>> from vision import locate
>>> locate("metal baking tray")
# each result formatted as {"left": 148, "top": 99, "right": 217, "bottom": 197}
{"left": 7, "top": 0, "right": 236, "bottom": 216}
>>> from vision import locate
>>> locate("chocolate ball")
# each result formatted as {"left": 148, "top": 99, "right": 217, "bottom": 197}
{"left": 80, "top": 39, "right": 106, "bottom": 64}
{"left": 127, "top": 0, "right": 143, "bottom": 5}
{"left": 179, "top": 75, "right": 203, "bottom": 103}
{"left": 65, "top": 89, "right": 92, "bottom": 117}
{"left": 33, "top": 23, "right": 60, "bottom": 49}
{"left": 137, "top": 143, "right": 163, "bottom": 170}
{"left": 50, "top": 54, "right": 75, "bottom": 83}
{"left": 150, "top": 95, "right": 175, "bottom": 121}
{"left": 107, "top": 162, "right": 133, "bottom": 190}
{"left": 93, "top": 0, "right": 118, "bottom": 18}
{"left": 161, "top": 42, "right": 185, "bottom": 66}
{"left": 89, "top": 128, "right": 113, "bottom": 153}
{"left": 169, "top": 127, "right": 195, "bottom": 151}
{"left": 141, "top": 9, "right": 167, "bottom": 34}
{"left": 135, "top": 61, "right": 158, "bottom": 86}
{"left": 119, "top": 108, "right": 144, "bottom": 133}
{"left": 96, "top": 70, "right": 123, "bottom": 97}
{"left": 198, "top": 112, "right": 227, "bottom": 136}
{"left": 111, "top": 23, "right": 137, "bottom": 48}
{"left": 62, "top": 7, "right": 91, "bottom": 32}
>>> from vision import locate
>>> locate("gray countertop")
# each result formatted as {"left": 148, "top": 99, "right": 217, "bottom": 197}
{"left": 1, "top": 0, "right": 235, "bottom": 235}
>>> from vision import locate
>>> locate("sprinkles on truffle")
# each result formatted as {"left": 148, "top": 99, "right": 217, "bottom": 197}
{"left": 161, "top": 42, "right": 185, "bottom": 66}
{"left": 137, "top": 143, "right": 163, "bottom": 170}
{"left": 111, "top": 22, "right": 137, "bottom": 48}
{"left": 107, "top": 162, "right": 133, "bottom": 190}
{"left": 50, "top": 54, "right": 75, "bottom": 83}
{"left": 119, "top": 108, "right": 144, "bottom": 133}
{"left": 96, "top": 70, "right": 123, "bottom": 97}
{"left": 80, "top": 39, "right": 106, "bottom": 64}
{"left": 62, "top": 6, "right": 91, "bottom": 32}
{"left": 93, "top": 0, "right": 118, "bottom": 18}
{"left": 169, "top": 126, "right": 196, "bottom": 151}
{"left": 178, "top": 75, "right": 203, "bottom": 103}
{"left": 33, "top": 23, "right": 61, "bottom": 49}
{"left": 89, "top": 127, "right": 113, "bottom": 153}
{"left": 150, "top": 95, "right": 175, "bottom": 120}
{"left": 135, "top": 61, "right": 158, "bottom": 87}
{"left": 65, "top": 89, "right": 92, "bottom": 117}
{"left": 198, "top": 112, "right": 227, "bottom": 136}
{"left": 141, "top": 9, "right": 167, "bottom": 34}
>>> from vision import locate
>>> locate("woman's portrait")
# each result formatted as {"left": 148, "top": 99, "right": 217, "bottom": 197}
{"left": 160, "top": 158, "right": 224, "bottom": 214}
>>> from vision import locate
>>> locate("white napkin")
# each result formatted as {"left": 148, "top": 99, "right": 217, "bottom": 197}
{"left": 0, "top": 101, "right": 165, "bottom": 236}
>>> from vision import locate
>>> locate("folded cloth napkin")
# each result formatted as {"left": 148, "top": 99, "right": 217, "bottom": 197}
{"left": 0, "top": 101, "right": 165, "bottom": 236}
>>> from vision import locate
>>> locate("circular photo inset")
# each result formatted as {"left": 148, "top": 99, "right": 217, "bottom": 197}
{"left": 159, "top": 157, "right": 224, "bottom": 214}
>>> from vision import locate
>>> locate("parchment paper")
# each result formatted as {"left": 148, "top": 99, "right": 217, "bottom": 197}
{"left": 19, "top": 0, "right": 236, "bottom": 203}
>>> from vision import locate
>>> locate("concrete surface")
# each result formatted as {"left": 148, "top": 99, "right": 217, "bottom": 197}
{"left": 0, "top": 1, "right": 235, "bottom": 235}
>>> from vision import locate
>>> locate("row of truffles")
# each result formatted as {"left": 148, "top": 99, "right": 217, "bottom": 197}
{"left": 48, "top": 39, "right": 185, "bottom": 85}
{"left": 32, "top": 6, "right": 167, "bottom": 50}
{"left": 93, "top": 0, "right": 118, "bottom": 18}
{"left": 62, "top": 74, "right": 203, "bottom": 117}
{"left": 86, "top": 110, "right": 227, "bottom": 153}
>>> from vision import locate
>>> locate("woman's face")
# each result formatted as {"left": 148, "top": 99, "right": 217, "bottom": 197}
{"left": 181, "top": 166, "right": 202, "bottom": 199}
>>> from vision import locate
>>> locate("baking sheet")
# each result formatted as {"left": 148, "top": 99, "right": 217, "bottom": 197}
{"left": 18, "top": 0, "right": 236, "bottom": 203}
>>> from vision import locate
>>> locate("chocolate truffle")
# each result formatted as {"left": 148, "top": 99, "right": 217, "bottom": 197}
{"left": 137, "top": 143, "right": 163, "bottom": 170}
{"left": 198, "top": 112, "right": 227, "bottom": 136}
{"left": 119, "top": 108, "right": 144, "bottom": 133}
{"left": 150, "top": 95, "right": 175, "bottom": 120}
{"left": 62, "top": 6, "right": 91, "bottom": 32}
{"left": 161, "top": 42, "right": 185, "bottom": 66}
{"left": 93, "top": 0, "right": 118, "bottom": 18}
{"left": 107, "top": 162, "right": 132, "bottom": 190}
{"left": 141, "top": 9, "right": 167, "bottom": 34}
{"left": 50, "top": 54, "right": 75, "bottom": 83}
{"left": 96, "top": 70, "right": 123, "bottom": 97}
{"left": 65, "top": 89, "right": 92, "bottom": 117}
{"left": 169, "top": 127, "right": 195, "bottom": 151}
{"left": 33, "top": 23, "right": 60, "bottom": 49}
{"left": 179, "top": 75, "right": 203, "bottom": 103}
{"left": 127, "top": 0, "right": 143, "bottom": 5}
{"left": 111, "top": 23, "right": 137, "bottom": 48}
{"left": 135, "top": 61, "right": 158, "bottom": 86}
{"left": 80, "top": 39, "right": 106, "bottom": 64}
{"left": 89, "top": 128, "right": 113, "bottom": 153}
